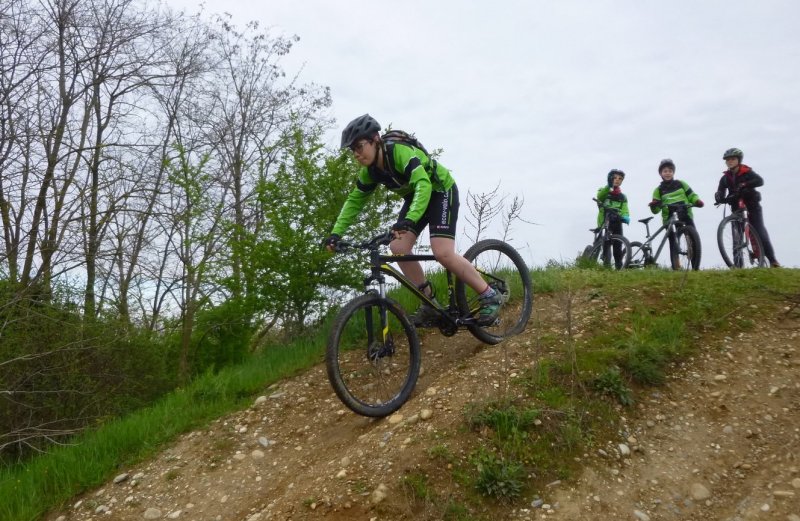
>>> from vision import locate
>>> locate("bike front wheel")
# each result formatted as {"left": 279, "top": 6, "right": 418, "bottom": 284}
{"left": 326, "top": 293, "right": 421, "bottom": 417}
{"left": 456, "top": 239, "right": 533, "bottom": 345}
{"left": 589, "top": 234, "right": 631, "bottom": 270}
{"left": 717, "top": 216, "right": 766, "bottom": 268}
{"left": 672, "top": 225, "right": 701, "bottom": 271}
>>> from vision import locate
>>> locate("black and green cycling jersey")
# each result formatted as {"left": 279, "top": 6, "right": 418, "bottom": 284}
{"left": 332, "top": 142, "right": 455, "bottom": 236}
{"left": 596, "top": 186, "right": 630, "bottom": 227}
{"left": 651, "top": 179, "right": 700, "bottom": 223}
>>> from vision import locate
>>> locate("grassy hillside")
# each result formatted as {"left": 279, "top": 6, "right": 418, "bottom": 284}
{"left": 1, "top": 267, "right": 798, "bottom": 521}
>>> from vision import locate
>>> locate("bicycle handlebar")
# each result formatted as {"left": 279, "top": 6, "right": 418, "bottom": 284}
{"left": 334, "top": 230, "right": 394, "bottom": 253}
{"left": 592, "top": 197, "right": 622, "bottom": 213}
{"left": 714, "top": 194, "right": 742, "bottom": 207}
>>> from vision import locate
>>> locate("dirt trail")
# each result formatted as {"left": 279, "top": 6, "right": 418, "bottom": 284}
{"left": 47, "top": 294, "right": 800, "bottom": 521}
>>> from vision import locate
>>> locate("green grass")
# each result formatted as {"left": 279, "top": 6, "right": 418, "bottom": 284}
{"left": 449, "top": 266, "right": 800, "bottom": 503}
{"left": 0, "top": 329, "right": 328, "bottom": 521}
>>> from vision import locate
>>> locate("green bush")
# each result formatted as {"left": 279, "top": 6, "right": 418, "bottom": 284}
{"left": 471, "top": 448, "right": 524, "bottom": 501}
{"left": 591, "top": 367, "right": 634, "bottom": 405}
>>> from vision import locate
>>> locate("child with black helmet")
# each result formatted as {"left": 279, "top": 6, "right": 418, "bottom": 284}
{"left": 714, "top": 148, "right": 780, "bottom": 267}
{"left": 325, "top": 114, "right": 503, "bottom": 326}
{"left": 596, "top": 169, "right": 630, "bottom": 269}
{"left": 649, "top": 159, "right": 704, "bottom": 266}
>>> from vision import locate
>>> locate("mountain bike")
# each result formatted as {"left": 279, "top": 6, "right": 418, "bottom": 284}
{"left": 326, "top": 231, "right": 533, "bottom": 417}
{"left": 579, "top": 199, "right": 631, "bottom": 269}
{"left": 627, "top": 202, "right": 702, "bottom": 271}
{"left": 715, "top": 194, "right": 766, "bottom": 269}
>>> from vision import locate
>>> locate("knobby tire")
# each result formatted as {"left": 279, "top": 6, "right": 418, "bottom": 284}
{"left": 717, "top": 215, "right": 766, "bottom": 269}
{"left": 325, "top": 293, "right": 421, "bottom": 417}
{"left": 455, "top": 239, "right": 533, "bottom": 345}
{"left": 672, "top": 225, "right": 701, "bottom": 271}
{"left": 589, "top": 234, "right": 631, "bottom": 270}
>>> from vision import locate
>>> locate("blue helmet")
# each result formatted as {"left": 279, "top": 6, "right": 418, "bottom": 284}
{"left": 607, "top": 169, "right": 625, "bottom": 185}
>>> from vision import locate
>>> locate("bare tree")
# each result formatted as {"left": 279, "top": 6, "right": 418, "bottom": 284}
{"left": 0, "top": 0, "right": 47, "bottom": 284}
{"left": 76, "top": 0, "right": 176, "bottom": 318}
{"left": 201, "top": 15, "right": 331, "bottom": 299}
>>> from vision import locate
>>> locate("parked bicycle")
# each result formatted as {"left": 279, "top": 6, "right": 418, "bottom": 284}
{"left": 580, "top": 199, "right": 631, "bottom": 269}
{"left": 627, "top": 202, "right": 702, "bottom": 271}
{"left": 716, "top": 193, "right": 766, "bottom": 269}
{"left": 326, "top": 231, "right": 533, "bottom": 417}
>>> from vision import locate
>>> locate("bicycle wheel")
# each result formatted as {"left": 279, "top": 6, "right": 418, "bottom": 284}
{"left": 627, "top": 241, "right": 647, "bottom": 269}
{"left": 672, "top": 225, "right": 701, "bottom": 271}
{"left": 455, "top": 239, "right": 533, "bottom": 345}
{"left": 717, "top": 216, "right": 765, "bottom": 268}
{"left": 589, "top": 234, "right": 631, "bottom": 270}
{"left": 579, "top": 243, "right": 598, "bottom": 263}
{"left": 326, "top": 293, "right": 421, "bottom": 417}
{"left": 744, "top": 223, "right": 766, "bottom": 267}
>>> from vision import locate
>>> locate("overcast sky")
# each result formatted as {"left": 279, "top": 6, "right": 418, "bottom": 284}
{"left": 166, "top": 0, "right": 800, "bottom": 268}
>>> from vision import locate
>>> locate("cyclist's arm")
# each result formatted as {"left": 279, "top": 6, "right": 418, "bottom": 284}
{"left": 595, "top": 187, "right": 610, "bottom": 227}
{"left": 620, "top": 195, "right": 630, "bottom": 223}
{"left": 331, "top": 169, "right": 377, "bottom": 236}
{"left": 715, "top": 175, "right": 728, "bottom": 201}
{"left": 392, "top": 145, "right": 433, "bottom": 224}
{"left": 743, "top": 170, "right": 764, "bottom": 189}
{"left": 649, "top": 187, "right": 663, "bottom": 215}
{"left": 681, "top": 180, "right": 701, "bottom": 205}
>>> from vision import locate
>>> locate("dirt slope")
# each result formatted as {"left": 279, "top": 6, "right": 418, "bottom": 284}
{"left": 47, "top": 293, "right": 800, "bottom": 521}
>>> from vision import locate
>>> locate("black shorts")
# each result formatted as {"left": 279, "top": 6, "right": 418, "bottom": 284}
{"left": 399, "top": 184, "right": 460, "bottom": 239}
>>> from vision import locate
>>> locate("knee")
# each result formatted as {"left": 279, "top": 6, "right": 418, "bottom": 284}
{"left": 432, "top": 248, "right": 457, "bottom": 267}
{"left": 390, "top": 241, "right": 411, "bottom": 255}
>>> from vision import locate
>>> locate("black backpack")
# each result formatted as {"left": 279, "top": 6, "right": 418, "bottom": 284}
{"left": 381, "top": 129, "right": 430, "bottom": 157}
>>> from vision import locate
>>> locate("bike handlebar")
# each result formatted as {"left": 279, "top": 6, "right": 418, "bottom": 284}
{"left": 714, "top": 194, "right": 742, "bottom": 207}
{"left": 334, "top": 230, "right": 394, "bottom": 253}
{"left": 593, "top": 197, "right": 622, "bottom": 213}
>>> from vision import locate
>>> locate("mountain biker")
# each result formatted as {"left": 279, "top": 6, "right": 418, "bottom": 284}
{"left": 596, "top": 169, "right": 630, "bottom": 269}
{"left": 324, "top": 114, "right": 503, "bottom": 326}
{"left": 649, "top": 158, "right": 704, "bottom": 264}
{"left": 714, "top": 148, "right": 781, "bottom": 268}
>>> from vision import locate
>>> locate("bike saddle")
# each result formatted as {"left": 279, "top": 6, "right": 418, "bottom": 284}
{"left": 638, "top": 217, "right": 654, "bottom": 224}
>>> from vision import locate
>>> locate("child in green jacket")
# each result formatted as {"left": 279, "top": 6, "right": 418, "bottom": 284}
{"left": 648, "top": 159, "right": 704, "bottom": 264}
{"left": 596, "top": 169, "right": 630, "bottom": 269}
{"left": 648, "top": 159, "right": 704, "bottom": 224}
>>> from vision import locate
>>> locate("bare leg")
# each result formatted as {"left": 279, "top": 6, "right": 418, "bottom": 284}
{"left": 389, "top": 231, "right": 427, "bottom": 291}
{"left": 430, "top": 237, "right": 490, "bottom": 294}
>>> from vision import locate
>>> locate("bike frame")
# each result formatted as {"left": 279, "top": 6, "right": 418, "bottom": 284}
{"left": 362, "top": 247, "right": 478, "bottom": 331}
{"left": 632, "top": 211, "right": 684, "bottom": 264}
{"left": 590, "top": 201, "right": 622, "bottom": 248}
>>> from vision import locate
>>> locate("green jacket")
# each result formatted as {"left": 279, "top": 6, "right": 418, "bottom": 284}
{"left": 332, "top": 142, "right": 455, "bottom": 236}
{"left": 650, "top": 179, "right": 700, "bottom": 223}
{"left": 596, "top": 186, "right": 630, "bottom": 227}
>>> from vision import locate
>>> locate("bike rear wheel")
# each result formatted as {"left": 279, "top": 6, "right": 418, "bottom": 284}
{"left": 717, "top": 215, "right": 766, "bottom": 268}
{"left": 326, "top": 293, "right": 421, "bottom": 417}
{"left": 672, "top": 225, "right": 701, "bottom": 271}
{"left": 589, "top": 234, "right": 631, "bottom": 270}
{"left": 455, "top": 239, "right": 533, "bottom": 345}
{"left": 627, "top": 241, "right": 649, "bottom": 269}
